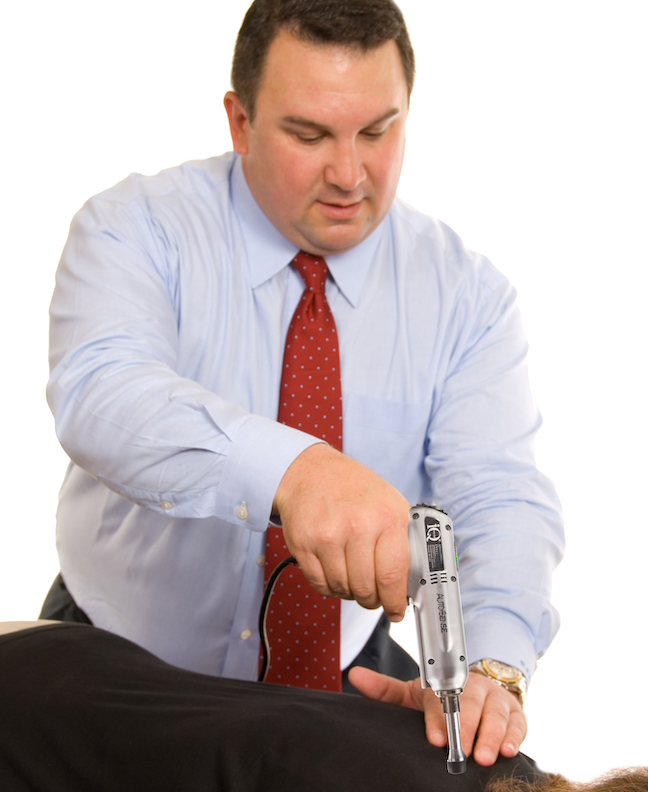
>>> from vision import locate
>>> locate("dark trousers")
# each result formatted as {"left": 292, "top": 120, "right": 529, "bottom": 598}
{"left": 39, "top": 573, "right": 420, "bottom": 691}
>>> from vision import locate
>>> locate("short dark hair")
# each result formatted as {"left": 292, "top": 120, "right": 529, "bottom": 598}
{"left": 231, "top": 0, "right": 415, "bottom": 121}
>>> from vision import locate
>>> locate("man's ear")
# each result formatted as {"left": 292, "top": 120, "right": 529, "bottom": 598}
{"left": 224, "top": 91, "right": 251, "bottom": 155}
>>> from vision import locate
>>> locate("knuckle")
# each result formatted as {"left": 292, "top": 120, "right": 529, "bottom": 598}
{"left": 350, "top": 582, "right": 376, "bottom": 602}
{"left": 324, "top": 571, "right": 348, "bottom": 594}
{"left": 461, "top": 688, "right": 487, "bottom": 711}
{"left": 487, "top": 708, "right": 510, "bottom": 729}
{"left": 484, "top": 695, "right": 512, "bottom": 722}
{"left": 318, "top": 528, "right": 343, "bottom": 552}
{"left": 355, "top": 595, "right": 380, "bottom": 609}
{"left": 378, "top": 569, "right": 401, "bottom": 589}
{"left": 308, "top": 577, "right": 332, "bottom": 595}
{"left": 344, "top": 516, "right": 370, "bottom": 541}
{"left": 459, "top": 708, "right": 482, "bottom": 733}
{"left": 508, "top": 711, "right": 528, "bottom": 739}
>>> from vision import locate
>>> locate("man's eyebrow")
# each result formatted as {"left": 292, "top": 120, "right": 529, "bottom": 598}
{"left": 281, "top": 107, "right": 401, "bottom": 131}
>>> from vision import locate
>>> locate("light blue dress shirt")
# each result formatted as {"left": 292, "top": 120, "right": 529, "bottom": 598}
{"left": 48, "top": 152, "right": 563, "bottom": 681}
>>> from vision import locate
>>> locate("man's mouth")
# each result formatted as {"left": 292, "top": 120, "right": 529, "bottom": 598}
{"left": 316, "top": 199, "right": 364, "bottom": 220}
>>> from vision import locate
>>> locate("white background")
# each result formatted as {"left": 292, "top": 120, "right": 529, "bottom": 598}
{"left": 1, "top": 0, "right": 646, "bottom": 782}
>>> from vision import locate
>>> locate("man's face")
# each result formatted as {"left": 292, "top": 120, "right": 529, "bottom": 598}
{"left": 225, "top": 30, "right": 409, "bottom": 256}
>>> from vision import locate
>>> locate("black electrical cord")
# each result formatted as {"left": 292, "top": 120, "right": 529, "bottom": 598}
{"left": 258, "top": 555, "right": 298, "bottom": 682}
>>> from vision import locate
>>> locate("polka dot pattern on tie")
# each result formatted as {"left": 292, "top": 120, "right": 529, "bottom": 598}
{"left": 262, "top": 250, "right": 343, "bottom": 692}
{"left": 278, "top": 252, "right": 343, "bottom": 449}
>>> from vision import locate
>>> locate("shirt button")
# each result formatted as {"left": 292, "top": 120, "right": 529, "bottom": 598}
{"left": 240, "top": 628, "right": 252, "bottom": 641}
{"left": 257, "top": 555, "right": 266, "bottom": 567}
{"left": 236, "top": 501, "right": 248, "bottom": 520}
{"left": 160, "top": 501, "right": 173, "bottom": 510}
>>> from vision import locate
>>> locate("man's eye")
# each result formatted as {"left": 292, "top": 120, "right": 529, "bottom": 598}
{"left": 295, "top": 132, "right": 324, "bottom": 144}
{"left": 363, "top": 129, "right": 386, "bottom": 139}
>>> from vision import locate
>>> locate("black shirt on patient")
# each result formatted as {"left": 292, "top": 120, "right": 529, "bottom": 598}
{"left": 0, "top": 623, "right": 545, "bottom": 792}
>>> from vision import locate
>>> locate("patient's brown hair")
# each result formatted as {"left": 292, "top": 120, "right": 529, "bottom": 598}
{"left": 486, "top": 767, "right": 648, "bottom": 792}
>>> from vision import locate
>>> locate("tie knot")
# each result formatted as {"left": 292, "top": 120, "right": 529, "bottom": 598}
{"left": 292, "top": 250, "right": 328, "bottom": 294}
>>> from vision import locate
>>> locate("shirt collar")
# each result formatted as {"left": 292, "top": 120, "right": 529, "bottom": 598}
{"left": 230, "top": 154, "right": 385, "bottom": 308}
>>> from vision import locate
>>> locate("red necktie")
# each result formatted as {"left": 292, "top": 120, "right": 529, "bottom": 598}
{"left": 262, "top": 250, "right": 343, "bottom": 691}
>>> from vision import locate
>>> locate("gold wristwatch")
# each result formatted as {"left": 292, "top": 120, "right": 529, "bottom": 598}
{"left": 468, "top": 659, "right": 527, "bottom": 705}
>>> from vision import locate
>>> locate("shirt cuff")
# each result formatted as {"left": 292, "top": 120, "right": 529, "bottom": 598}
{"left": 464, "top": 612, "right": 538, "bottom": 682}
{"left": 214, "top": 415, "right": 324, "bottom": 532}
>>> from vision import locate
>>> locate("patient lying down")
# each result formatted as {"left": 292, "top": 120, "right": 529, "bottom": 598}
{"left": 0, "top": 621, "right": 644, "bottom": 792}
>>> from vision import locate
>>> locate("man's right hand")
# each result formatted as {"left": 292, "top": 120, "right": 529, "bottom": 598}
{"left": 272, "top": 443, "right": 411, "bottom": 621}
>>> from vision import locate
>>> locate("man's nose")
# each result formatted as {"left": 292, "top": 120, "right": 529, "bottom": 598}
{"left": 324, "top": 142, "right": 366, "bottom": 192}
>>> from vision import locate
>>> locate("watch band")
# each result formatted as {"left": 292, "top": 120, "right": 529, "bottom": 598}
{"left": 468, "top": 658, "right": 527, "bottom": 705}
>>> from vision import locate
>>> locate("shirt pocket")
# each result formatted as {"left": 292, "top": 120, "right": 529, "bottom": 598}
{"left": 343, "top": 393, "right": 431, "bottom": 500}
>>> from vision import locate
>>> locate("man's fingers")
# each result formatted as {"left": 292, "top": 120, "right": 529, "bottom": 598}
{"left": 349, "top": 668, "right": 449, "bottom": 750}
{"left": 315, "top": 542, "right": 353, "bottom": 599}
{"left": 295, "top": 552, "right": 336, "bottom": 598}
{"left": 501, "top": 708, "right": 527, "bottom": 757}
{"left": 473, "top": 687, "right": 526, "bottom": 765}
{"left": 347, "top": 666, "right": 421, "bottom": 710}
{"left": 455, "top": 677, "right": 488, "bottom": 756}
{"left": 350, "top": 667, "right": 528, "bottom": 765}
{"left": 462, "top": 675, "right": 527, "bottom": 766}
{"left": 470, "top": 696, "right": 508, "bottom": 765}
{"left": 420, "top": 689, "right": 450, "bottom": 748}
{"left": 298, "top": 529, "right": 408, "bottom": 613}
{"left": 374, "top": 528, "right": 409, "bottom": 621}
{"left": 274, "top": 444, "right": 411, "bottom": 615}
{"left": 345, "top": 541, "right": 381, "bottom": 609}
{"left": 297, "top": 542, "right": 382, "bottom": 607}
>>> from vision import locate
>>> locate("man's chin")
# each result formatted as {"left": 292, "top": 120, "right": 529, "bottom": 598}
{"left": 296, "top": 219, "right": 374, "bottom": 257}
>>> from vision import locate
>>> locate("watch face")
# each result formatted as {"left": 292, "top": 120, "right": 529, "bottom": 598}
{"left": 483, "top": 659, "right": 523, "bottom": 683}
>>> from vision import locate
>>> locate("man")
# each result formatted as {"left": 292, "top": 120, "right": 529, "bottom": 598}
{"left": 43, "top": 0, "right": 563, "bottom": 769}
